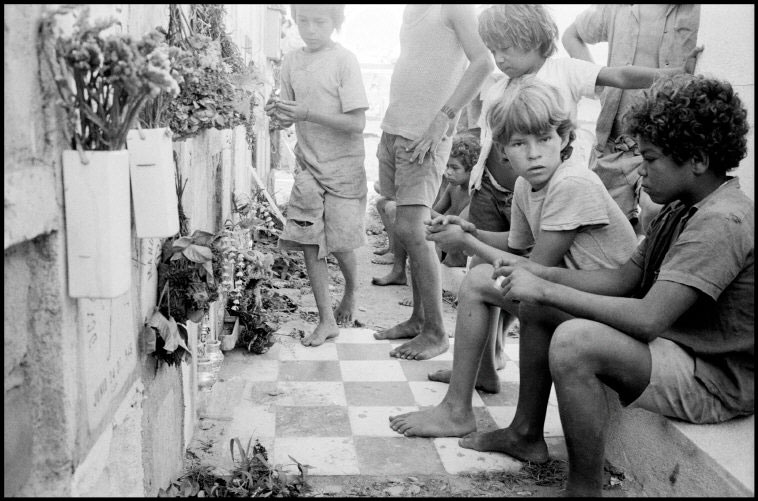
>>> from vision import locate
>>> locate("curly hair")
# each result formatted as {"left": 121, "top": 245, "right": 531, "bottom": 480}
{"left": 478, "top": 4, "right": 559, "bottom": 58}
{"left": 291, "top": 4, "right": 346, "bottom": 31}
{"left": 449, "top": 133, "right": 481, "bottom": 172}
{"left": 623, "top": 74, "right": 749, "bottom": 175}
{"left": 487, "top": 74, "right": 575, "bottom": 162}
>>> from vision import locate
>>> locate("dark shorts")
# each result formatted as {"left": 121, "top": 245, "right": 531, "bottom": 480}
{"left": 468, "top": 171, "right": 513, "bottom": 232}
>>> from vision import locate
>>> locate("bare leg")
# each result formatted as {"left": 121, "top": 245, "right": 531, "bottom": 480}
{"left": 549, "top": 319, "right": 651, "bottom": 497}
{"left": 374, "top": 245, "right": 422, "bottom": 340}
{"left": 458, "top": 302, "right": 572, "bottom": 462}
{"left": 386, "top": 204, "right": 448, "bottom": 360}
{"left": 429, "top": 304, "right": 512, "bottom": 392}
{"left": 332, "top": 250, "right": 358, "bottom": 325}
{"left": 301, "top": 245, "right": 339, "bottom": 346}
{"left": 374, "top": 198, "right": 394, "bottom": 255}
{"left": 372, "top": 201, "right": 408, "bottom": 285}
{"left": 388, "top": 265, "right": 519, "bottom": 437}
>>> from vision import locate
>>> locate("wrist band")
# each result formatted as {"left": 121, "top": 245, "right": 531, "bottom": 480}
{"left": 440, "top": 104, "right": 456, "bottom": 120}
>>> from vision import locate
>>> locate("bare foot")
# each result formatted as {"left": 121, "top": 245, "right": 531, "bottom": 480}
{"left": 374, "top": 318, "right": 422, "bottom": 340}
{"left": 373, "top": 246, "right": 391, "bottom": 256}
{"left": 428, "top": 368, "right": 501, "bottom": 393}
{"left": 390, "top": 331, "right": 449, "bottom": 360}
{"left": 458, "top": 428, "right": 549, "bottom": 463}
{"left": 397, "top": 298, "right": 412, "bottom": 307}
{"left": 442, "top": 252, "right": 468, "bottom": 268}
{"left": 371, "top": 268, "right": 407, "bottom": 286}
{"left": 371, "top": 254, "right": 396, "bottom": 265}
{"left": 334, "top": 292, "right": 356, "bottom": 325}
{"left": 388, "top": 403, "right": 476, "bottom": 437}
{"left": 301, "top": 322, "right": 339, "bottom": 347}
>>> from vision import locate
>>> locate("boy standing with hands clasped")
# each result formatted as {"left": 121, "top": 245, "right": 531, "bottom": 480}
{"left": 266, "top": 4, "right": 369, "bottom": 347}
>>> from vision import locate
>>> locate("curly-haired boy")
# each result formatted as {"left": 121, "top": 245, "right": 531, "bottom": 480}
{"left": 487, "top": 74, "right": 753, "bottom": 496}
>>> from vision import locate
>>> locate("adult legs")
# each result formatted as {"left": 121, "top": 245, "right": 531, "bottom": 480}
{"left": 332, "top": 250, "right": 358, "bottom": 325}
{"left": 375, "top": 204, "right": 448, "bottom": 360}
{"left": 548, "top": 319, "right": 651, "bottom": 497}
{"left": 372, "top": 200, "right": 408, "bottom": 286}
{"left": 301, "top": 245, "right": 340, "bottom": 346}
{"left": 388, "top": 264, "right": 519, "bottom": 436}
{"left": 458, "top": 301, "right": 573, "bottom": 463}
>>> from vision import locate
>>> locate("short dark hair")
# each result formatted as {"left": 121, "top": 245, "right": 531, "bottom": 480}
{"left": 449, "top": 133, "right": 481, "bottom": 172}
{"left": 290, "top": 4, "right": 345, "bottom": 31}
{"left": 624, "top": 74, "right": 749, "bottom": 175}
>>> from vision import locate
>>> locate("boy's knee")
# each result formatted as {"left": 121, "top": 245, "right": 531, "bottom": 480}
{"left": 549, "top": 320, "right": 595, "bottom": 374}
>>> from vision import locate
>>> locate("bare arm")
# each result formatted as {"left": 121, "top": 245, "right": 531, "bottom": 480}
{"left": 408, "top": 4, "right": 495, "bottom": 163}
{"left": 274, "top": 101, "right": 366, "bottom": 134}
{"left": 432, "top": 186, "right": 452, "bottom": 216}
{"left": 596, "top": 46, "right": 704, "bottom": 89}
{"left": 562, "top": 22, "right": 595, "bottom": 64}
{"left": 499, "top": 266, "right": 700, "bottom": 342}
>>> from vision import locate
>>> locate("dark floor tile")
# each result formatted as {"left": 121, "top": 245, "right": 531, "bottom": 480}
{"left": 275, "top": 406, "right": 351, "bottom": 437}
{"left": 278, "top": 361, "right": 342, "bottom": 381}
{"left": 336, "top": 343, "right": 394, "bottom": 360}
{"left": 399, "top": 359, "right": 453, "bottom": 381}
{"left": 344, "top": 381, "right": 416, "bottom": 406}
{"left": 354, "top": 436, "right": 446, "bottom": 475}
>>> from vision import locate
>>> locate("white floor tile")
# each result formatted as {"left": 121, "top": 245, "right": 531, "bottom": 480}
{"left": 334, "top": 328, "right": 391, "bottom": 344}
{"left": 408, "top": 381, "right": 485, "bottom": 407}
{"left": 225, "top": 360, "right": 279, "bottom": 382}
{"left": 227, "top": 404, "right": 276, "bottom": 439}
{"left": 267, "top": 382, "right": 347, "bottom": 406}
{"left": 339, "top": 360, "right": 406, "bottom": 381}
{"left": 433, "top": 437, "right": 522, "bottom": 474}
{"left": 273, "top": 437, "right": 360, "bottom": 475}
{"left": 347, "top": 406, "right": 420, "bottom": 437}
{"left": 276, "top": 340, "right": 339, "bottom": 361}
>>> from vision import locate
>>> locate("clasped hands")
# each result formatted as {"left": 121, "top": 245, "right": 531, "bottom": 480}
{"left": 264, "top": 93, "right": 307, "bottom": 128}
{"left": 424, "top": 214, "right": 548, "bottom": 304}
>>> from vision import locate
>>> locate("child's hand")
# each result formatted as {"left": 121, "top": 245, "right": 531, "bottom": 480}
{"left": 493, "top": 266, "right": 545, "bottom": 304}
{"left": 425, "top": 220, "right": 468, "bottom": 253}
{"left": 683, "top": 45, "right": 704, "bottom": 74}
{"left": 492, "top": 255, "right": 541, "bottom": 279}
{"left": 275, "top": 100, "right": 309, "bottom": 122}
{"left": 408, "top": 112, "right": 449, "bottom": 164}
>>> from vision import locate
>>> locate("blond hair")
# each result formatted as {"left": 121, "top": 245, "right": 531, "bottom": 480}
{"left": 487, "top": 75, "right": 575, "bottom": 161}
{"left": 478, "top": 4, "right": 559, "bottom": 58}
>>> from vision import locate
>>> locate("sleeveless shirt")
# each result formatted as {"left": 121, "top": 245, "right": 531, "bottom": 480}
{"left": 381, "top": 5, "right": 468, "bottom": 141}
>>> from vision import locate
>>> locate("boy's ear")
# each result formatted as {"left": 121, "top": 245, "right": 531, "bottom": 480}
{"left": 691, "top": 154, "right": 710, "bottom": 175}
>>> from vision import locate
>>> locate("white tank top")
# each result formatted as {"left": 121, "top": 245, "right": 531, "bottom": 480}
{"left": 381, "top": 5, "right": 468, "bottom": 141}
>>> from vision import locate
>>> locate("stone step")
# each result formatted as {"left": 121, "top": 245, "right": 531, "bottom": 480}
{"left": 603, "top": 389, "right": 754, "bottom": 496}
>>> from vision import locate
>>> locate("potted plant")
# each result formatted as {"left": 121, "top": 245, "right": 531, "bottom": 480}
{"left": 42, "top": 6, "right": 182, "bottom": 297}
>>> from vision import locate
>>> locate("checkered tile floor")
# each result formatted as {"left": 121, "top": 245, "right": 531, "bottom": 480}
{"left": 192, "top": 328, "right": 566, "bottom": 477}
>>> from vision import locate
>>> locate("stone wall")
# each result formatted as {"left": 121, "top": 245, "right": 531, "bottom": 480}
{"left": 3, "top": 4, "right": 278, "bottom": 497}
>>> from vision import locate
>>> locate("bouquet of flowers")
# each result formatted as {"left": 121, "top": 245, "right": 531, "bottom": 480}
{"left": 42, "top": 6, "right": 181, "bottom": 151}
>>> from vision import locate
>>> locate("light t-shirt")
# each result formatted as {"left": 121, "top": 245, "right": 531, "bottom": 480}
{"left": 470, "top": 57, "right": 602, "bottom": 193}
{"left": 508, "top": 160, "right": 637, "bottom": 270}
{"left": 281, "top": 43, "right": 369, "bottom": 199}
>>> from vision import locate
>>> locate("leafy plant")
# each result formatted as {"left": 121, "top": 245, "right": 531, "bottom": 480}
{"left": 157, "top": 230, "right": 224, "bottom": 325}
{"left": 160, "top": 437, "right": 310, "bottom": 497}
{"left": 41, "top": 5, "right": 181, "bottom": 151}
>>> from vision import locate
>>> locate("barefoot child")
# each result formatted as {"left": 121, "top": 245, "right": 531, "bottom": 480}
{"left": 457, "top": 3, "right": 703, "bottom": 390}
{"left": 265, "top": 4, "right": 369, "bottom": 346}
{"left": 432, "top": 133, "right": 479, "bottom": 267}
{"left": 493, "top": 74, "right": 753, "bottom": 496}
{"left": 389, "top": 75, "right": 637, "bottom": 438}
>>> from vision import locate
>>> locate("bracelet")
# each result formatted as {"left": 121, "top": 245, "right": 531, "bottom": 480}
{"left": 440, "top": 104, "right": 456, "bottom": 120}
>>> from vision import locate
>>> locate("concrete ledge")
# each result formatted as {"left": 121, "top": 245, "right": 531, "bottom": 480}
{"left": 603, "top": 388, "right": 754, "bottom": 496}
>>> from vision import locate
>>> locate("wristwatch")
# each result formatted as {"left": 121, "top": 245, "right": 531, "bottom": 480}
{"left": 440, "top": 104, "right": 456, "bottom": 120}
